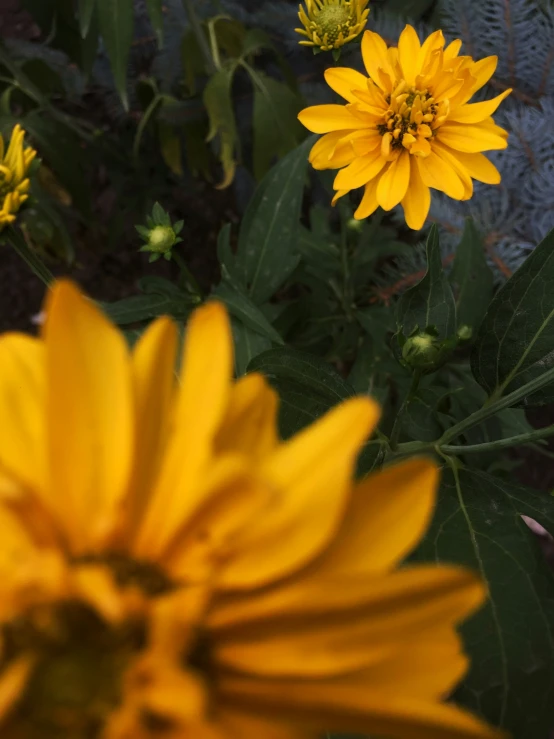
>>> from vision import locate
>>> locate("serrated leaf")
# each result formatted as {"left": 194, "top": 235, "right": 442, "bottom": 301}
{"left": 450, "top": 218, "right": 493, "bottom": 333}
{"left": 231, "top": 319, "right": 271, "bottom": 376}
{"left": 145, "top": 0, "right": 164, "bottom": 46}
{"left": 235, "top": 137, "right": 312, "bottom": 304}
{"left": 100, "top": 292, "right": 194, "bottom": 325}
{"left": 396, "top": 224, "right": 456, "bottom": 339}
{"left": 203, "top": 65, "right": 238, "bottom": 189}
{"left": 97, "top": 0, "right": 133, "bottom": 109}
{"left": 471, "top": 228, "right": 554, "bottom": 406}
{"left": 78, "top": 0, "right": 95, "bottom": 37}
{"left": 413, "top": 468, "right": 554, "bottom": 739}
{"left": 249, "top": 70, "right": 304, "bottom": 180}
{"left": 213, "top": 281, "right": 284, "bottom": 345}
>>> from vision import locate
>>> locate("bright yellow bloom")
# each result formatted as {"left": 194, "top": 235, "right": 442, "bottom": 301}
{"left": 296, "top": 0, "right": 369, "bottom": 52}
{"left": 298, "top": 26, "right": 512, "bottom": 229}
{"left": 0, "top": 124, "right": 36, "bottom": 231}
{"left": 0, "top": 281, "right": 504, "bottom": 739}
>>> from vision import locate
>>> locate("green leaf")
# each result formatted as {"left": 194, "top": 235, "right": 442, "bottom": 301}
{"left": 145, "top": 0, "right": 164, "bottom": 46}
{"left": 158, "top": 121, "right": 183, "bottom": 176}
{"left": 213, "top": 281, "right": 284, "bottom": 345}
{"left": 396, "top": 224, "right": 457, "bottom": 339}
{"left": 450, "top": 219, "right": 493, "bottom": 333}
{"left": 231, "top": 319, "right": 271, "bottom": 376}
{"left": 249, "top": 70, "right": 304, "bottom": 180}
{"left": 96, "top": 0, "right": 133, "bottom": 110}
{"left": 235, "top": 137, "right": 312, "bottom": 304}
{"left": 298, "top": 224, "right": 341, "bottom": 281}
{"left": 78, "top": 0, "right": 95, "bottom": 37}
{"left": 471, "top": 228, "right": 554, "bottom": 406}
{"left": 100, "top": 292, "right": 194, "bottom": 325}
{"left": 413, "top": 467, "right": 554, "bottom": 739}
{"left": 217, "top": 223, "right": 238, "bottom": 280}
{"left": 203, "top": 65, "right": 238, "bottom": 189}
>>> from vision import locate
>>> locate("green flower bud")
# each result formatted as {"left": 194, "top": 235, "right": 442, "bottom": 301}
{"left": 148, "top": 225, "right": 177, "bottom": 253}
{"left": 401, "top": 331, "right": 442, "bottom": 369}
{"left": 457, "top": 324, "right": 473, "bottom": 341}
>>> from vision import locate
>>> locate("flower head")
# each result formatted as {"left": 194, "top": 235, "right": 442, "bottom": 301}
{"left": 0, "top": 124, "right": 37, "bottom": 232}
{"left": 0, "top": 281, "right": 504, "bottom": 739}
{"left": 298, "top": 26, "right": 512, "bottom": 229}
{"left": 296, "top": 0, "right": 369, "bottom": 53}
{"left": 136, "top": 202, "right": 183, "bottom": 262}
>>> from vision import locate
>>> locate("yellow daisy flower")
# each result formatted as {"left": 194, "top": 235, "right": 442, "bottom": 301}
{"left": 296, "top": 0, "right": 370, "bottom": 52}
{"left": 298, "top": 26, "right": 512, "bottom": 229}
{"left": 0, "top": 281, "right": 504, "bottom": 739}
{"left": 0, "top": 124, "right": 36, "bottom": 231}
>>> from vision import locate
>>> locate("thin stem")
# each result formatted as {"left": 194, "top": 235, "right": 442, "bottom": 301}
{"left": 172, "top": 251, "right": 203, "bottom": 299}
{"left": 4, "top": 226, "right": 54, "bottom": 287}
{"left": 389, "top": 371, "right": 421, "bottom": 451}
{"left": 442, "top": 423, "right": 554, "bottom": 455}
{"left": 181, "top": 0, "right": 216, "bottom": 75}
{"left": 338, "top": 204, "right": 353, "bottom": 320}
{"left": 438, "top": 365, "right": 554, "bottom": 445}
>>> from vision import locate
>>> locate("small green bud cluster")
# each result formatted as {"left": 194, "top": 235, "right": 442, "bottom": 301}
{"left": 135, "top": 202, "right": 184, "bottom": 262}
{"left": 396, "top": 326, "right": 459, "bottom": 374}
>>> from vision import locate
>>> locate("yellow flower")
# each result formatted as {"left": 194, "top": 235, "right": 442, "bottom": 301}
{"left": 298, "top": 26, "right": 512, "bottom": 229}
{"left": 0, "top": 281, "right": 504, "bottom": 739}
{"left": 296, "top": 0, "right": 369, "bottom": 52}
{"left": 0, "top": 124, "right": 36, "bottom": 231}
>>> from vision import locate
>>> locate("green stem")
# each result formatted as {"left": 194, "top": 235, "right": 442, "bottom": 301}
{"left": 4, "top": 227, "right": 54, "bottom": 287}
{"left": 172, "top": 251, "right": 203, "bottom": 299}
{"left": 389, "top": 371, "right": 421, "bottom": 451}
{"left": 338, "top": 204, "right": 353, "bottom": 320}
{"left": 181, "top": 0, "right": 216, "bottom": 75}
{"left": 442, "top": 423, "right": 554, "bottom": 455}
{"left": 438, "top": 364, "right": 554, "bottom": 445}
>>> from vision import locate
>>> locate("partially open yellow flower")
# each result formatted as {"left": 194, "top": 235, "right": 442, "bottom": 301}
{"left": 0, "top": 281, "right": 504, "bottom": 739}
{"left": 296, "top": 0, "right": 370, "bottom": 52}
{"left": 298, "top": 26, "right": 511, "bottom": 229}
{"left": 0, "top": 124, "right": 36, "bottom": 231}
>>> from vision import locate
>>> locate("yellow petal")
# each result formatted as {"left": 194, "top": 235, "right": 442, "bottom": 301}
{"left": 458, "top": 56, "right": 498, "bottom": 105}
{"left": 0, "top": 334, "right": 45, "bottom": 492}
{"left": 443, "top": 149, "right": 501, "bottom": 184}
{"left": 43, "top": 281, "right": 133, "bottom": 552}
{"left": 444, "top": 38, "right": 462, "bottom": 61}
{"left": 218, "top": 710, "right": 308, "bottom": 739}
{"left": 377, "top": 150, "right": 411, "bottom": 210}
{"left": 398, "top": 25, "right": 422, "bottom": 85}
{"left": 309, "top": 131, "right": 352, "bottom": 170}
{"left": 437, "top": 122, "right": 509, "bottom": 153}
{"left": 215, "top": 373, "right": 278, "bottom": 459}
{"left": 219, "top": 670, "right": 504, "bottom": 739}
{"left": 334, "top": 149, "right": 387, "bottom": 190}
{"left": 324, "top": 67, "right": 369, "bottom": 103}
{"left": 417, "top": 150, "right": 466, "bottom": 199}
{"left": 417, "top": 30, "right": 445, "bottom": 75}
{"left": 218, "top": 398, "right": 380, "bottom": 589}
{"left": 136, "top": 302, "right": 232, "bottom": 559}
{"left": 402, "top": 156, "right": 431, "bottom": 230}
{"left": 125, "top": 317, "right": 178, "bottom": 540}
{"left": 298, "top": 105, "right": 369, "bottom": 133}
{"left": 354, "top": 176, "right": 380, "bottom": 219}
{"left": 448, "top": 88, "right": 512, "bottom": 124}
{"left": 361, "top": 30, "right": 393, "bottom": 89}
{"left": 214, "top": 565, "right": 483, "bottom": 677}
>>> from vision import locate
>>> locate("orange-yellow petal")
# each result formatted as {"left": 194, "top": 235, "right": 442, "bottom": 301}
{"left": 417, "top": 150, "right": 466, "bottom": 199}
{"left": 218, "top": 398, "right": 380, "bottom": 589}
{"left": 361, "top": 30, "right": 394, "bottom": 90}
{"left": 43, "top": 281, "right": 133, "bottom": 552}
{"left": 449, "top": 88, "right": 512, "bottom": 124}
{"left": 324, "top": 67, "right": 369, "bottom": 103}
{"left": 298, "top": 105, "right": 369, "bottom": 134}
{"left": 377, "top": 150, "right": 411, "bottom": 210}
{"left": 401, "top": 154, "right": 431, "bottom": 230}
{"left": 334, "top": 149, "right": 387, "bottom": 190}
{"left": 436, "top": 122, "right": 509, "bottom": 153}
{"left": 354, "top": 176, "right": 380, "bottom": 219}
{"left": 398, "top": 25, "right": 422, "bottom": 85}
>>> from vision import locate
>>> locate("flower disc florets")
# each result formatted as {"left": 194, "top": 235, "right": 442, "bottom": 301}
{"left": 296, "top": 0, "right": 370, "bottom": 53}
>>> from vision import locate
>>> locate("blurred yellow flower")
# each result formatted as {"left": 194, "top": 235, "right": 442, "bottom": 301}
{"left": 0, "top": 124, "right": 36, "bottom": 231}
{"left": 298, "top": 25, "right": 511, "bottom": 229}
{"left": 0, "top": 281, "right": 503, "bottom": 739}
{"left": 296, "top": 0, "right": 369, "bottom": 52}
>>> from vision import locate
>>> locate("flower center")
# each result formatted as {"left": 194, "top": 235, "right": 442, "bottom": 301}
{"left": 1, "top": 602, "right": 146, "bottom": 739}
{"left": 377, "top": 81, "right": 446, "bottom": 159}
{"left": 314, "top": 5, "right": 353, "bottom": 44}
